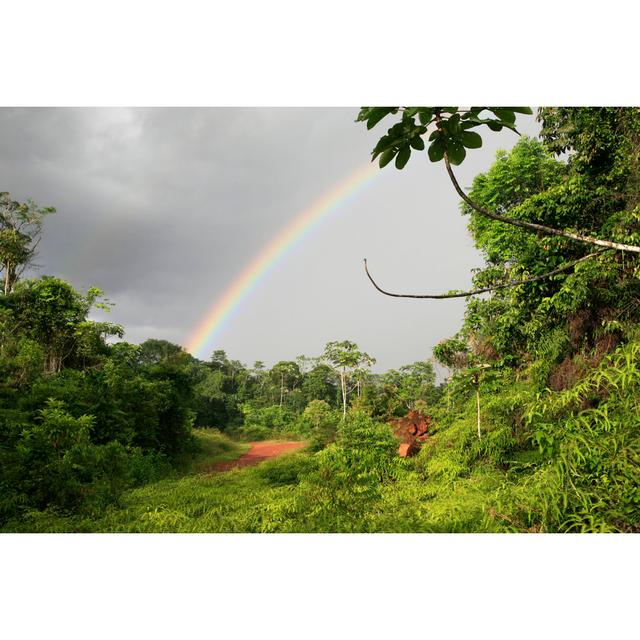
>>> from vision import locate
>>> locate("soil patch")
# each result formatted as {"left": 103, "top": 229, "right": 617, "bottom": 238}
{"left": 212, "top": 440, "right": 305, "bottom": 472}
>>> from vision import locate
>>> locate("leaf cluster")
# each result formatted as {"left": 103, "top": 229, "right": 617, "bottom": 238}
{"left": 357, "top": 107, "right": 532, "bottom": 168}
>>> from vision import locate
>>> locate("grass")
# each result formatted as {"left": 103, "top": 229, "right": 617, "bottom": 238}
{"left": 4, "top": 434, "right": 511, "bottom": 533}
{"left": 6, "top": 342, "right": 640, "bottom": 533}
{"left": 176, "top": 428, "right": 251, "bottom": 475}
{"left": 7, "top": 450, "right": 316, "bottom": 533}
{"left": 13, "top": 354, "right": 637, "bottom": 534}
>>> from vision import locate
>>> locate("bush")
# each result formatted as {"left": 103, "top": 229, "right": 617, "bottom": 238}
{"left": 297, "top": 400, "right": 340, "bottom": 451}
{"left": 0, "top": 398, "right": 180, "bottom": 524}
{"left": 495, "top": 341, "right": 640, "bottom": 532}
{"left": 238, "top": 404, "right": 299, "bottom": 440}
{"left": 0, "top": 400, "right": 133, "bottom": 518}
{"left": 128, "top": 449, "right": 173, "bottom": 486}
{"left": 257, "top": 453, "right": 317, "bottom": 486}
{"left": 242, "top": 404, "right": 296, "bottom": 431}
{"left": 316, "top": 411, "right": 400, "bottom": 488}
{"left": 238, "top": 424, "right": 273, "bottom": 441}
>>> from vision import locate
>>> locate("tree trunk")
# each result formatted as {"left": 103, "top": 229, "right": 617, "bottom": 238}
{"left": 476, "top": 387, "right": 481, "bottom": 440}
{"left": 3, "top": 261, "right": 10, "bottom": 295}
{"left": 341, "top": 369, "right": 347, "bottom": 418}
{"left": 280, "top": 373, "right": 284, "bottom": 407}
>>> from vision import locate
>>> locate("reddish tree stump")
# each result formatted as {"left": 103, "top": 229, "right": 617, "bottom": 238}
{"left": 390, "top": 410, "right": 431, "bottom": 458}
{"left": 398, "top": 443, "right": 411, "bottom": 458}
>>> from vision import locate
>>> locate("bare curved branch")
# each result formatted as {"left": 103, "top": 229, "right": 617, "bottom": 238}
{"left": 443, "top": 152, "right": 640, "bottom": 254}
{"left": 363, "top": 251, "right": 606, "bottom": 299}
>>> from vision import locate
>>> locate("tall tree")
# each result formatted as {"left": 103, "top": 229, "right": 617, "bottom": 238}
{"left": 0, "top": 192, "right": 55, "bottom": 295}
{"left": 300, "top": 363, "right": 337, "bottom": 407}
{"left": 270, "top": 360, "right": 301, "bottom": 407}
{"left": 322, "top": 340, "right": 376, "bottom": 418}
{"left": 138, "top": 339, "right": 190, "bottom": 365}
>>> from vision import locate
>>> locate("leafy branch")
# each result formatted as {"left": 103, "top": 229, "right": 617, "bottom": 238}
{"left": 357, "top": 107, "right": 640, "bottom": 262}
{"left": 442, "top": 148, "right": 640, "bottom": 254}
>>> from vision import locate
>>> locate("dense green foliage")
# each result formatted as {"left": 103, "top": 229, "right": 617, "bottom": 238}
{"left": 4, "top": 107, "right": 640, "bottom": 533}
{"left": 12, "top": 336, "right": 638, "bottom": 533}
{"left": 0, "top": 276, "right": 197, "bottom": 522}
{"left": 0, "top": 191, "right": 56, "bottom": 295}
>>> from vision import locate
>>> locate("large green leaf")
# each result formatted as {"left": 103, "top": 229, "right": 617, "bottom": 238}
{"left": 428, "top": 138, "right": 445, "bottom": 162}
{"left": 371, "top": 134, "right": 391, "bottom": 157}
{"left": 366, "top": 108, "right": 396, "bottom": 129}
{"left": 378, "top": 148, "right": 397, "bottom": 168}
{"left": 461, "top": 131, "right": 483, "bottom": 149}
{"left": 395, "top": 145, "right": 411, "bottom": 169}
{"left": 446, "top": 138, "right": 467, "bottom": 165}
{"left": 490, "top": 108, "right": 517, "bottom": 124}
{"left": 410, "top": 135, "right": 425, "bottom": 151}
{"left": 356, "top": 107, "right": 398, "bottom": 129}
{"left": 418, "top": 108, "right": 434, "bottom": 125}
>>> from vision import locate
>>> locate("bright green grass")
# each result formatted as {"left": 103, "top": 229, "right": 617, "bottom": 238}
{"left": 176, "top": 428, "right": 250, "bottom": 475}
{"left": 6, "top": 451, "right": 315, "bottom": 533}
{"left": 3, "top": 445, "right": 510, "bottom": 533}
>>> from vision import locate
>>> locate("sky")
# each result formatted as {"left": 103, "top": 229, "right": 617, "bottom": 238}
{"left": 0, "top": 108, "right": 540, "bottom": 372}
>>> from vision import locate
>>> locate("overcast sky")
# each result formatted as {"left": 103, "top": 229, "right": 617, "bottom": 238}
{"left": 0, "top": 108, "right": 540, "bottom": 371}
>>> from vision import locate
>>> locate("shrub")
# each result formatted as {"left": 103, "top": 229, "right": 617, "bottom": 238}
{"left": 0, "top": 399, "right": 179, "bottom": 524}
{"left": 317, "top": 411, "right": 400, "bottom": 486}
{"left": 128, "top": 449, "right": 173, "bottom": 486}
{"left": 0, "top": 400, "right": 134, "bottom": 517}
{"left": 297, "top": 400, "right": 340, "bottom": 451}
{"left": 257, "top": 453, "right": 317, "bottom": 486}
{"left": 241, "top": 404, "right": 296, "bottom": 433}
{"left": 239, "top": 424, "right": 273, "bottom": 441}
{"left": 499, "top": 341, "right": 640, "bottom": 531}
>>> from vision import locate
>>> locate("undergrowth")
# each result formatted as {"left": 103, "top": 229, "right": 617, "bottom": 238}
{"left": 5, "top": 343, "right": 639, "bottom": 533}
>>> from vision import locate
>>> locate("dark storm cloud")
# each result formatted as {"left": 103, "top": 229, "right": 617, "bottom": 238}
{"left": 0, "top": 108, "right": 540, "bottom": 370}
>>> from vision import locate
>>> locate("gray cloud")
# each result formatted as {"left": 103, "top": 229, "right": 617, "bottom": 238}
{"left": 0, "top": 108, "right": 540, "bottom": 371}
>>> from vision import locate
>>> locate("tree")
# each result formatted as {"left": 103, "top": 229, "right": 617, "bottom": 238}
{"left": 10, "top": 277, "right": 120, "bottom": 373}
{"left": 397, "top": 361, "right": 437, "bottom": 408}
{"left": 138, "top": 339, "right": 190, "bottom": 365}
{"left": 322, "top": 340, "right": 376, "bottom": 418}
{"left": 302, "top": 399, "right": 334, "bottom": 430}
{"left": 270, "top": 360, "right": 301, "bottom": 407}
{"left": 433, "top": 337, "right": 492, "bottom": 440}
{"left": 0, "top": 192, "right": 55, "bottom": 295}
{"left": 450, "top": 124, "right": 640, "bottom": 372}
{"left": 300, "top": 363, "right": 337, "bottom": 407}
{"left": 357, "top": 107, "right": 640, "bottom": 301}
{"left": 209, "top": 349, "right": 229, "bottom": 371}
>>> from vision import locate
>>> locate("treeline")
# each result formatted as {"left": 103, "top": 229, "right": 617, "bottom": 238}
{"left": 194, "top": 343, "right": 440, "bottom": 440}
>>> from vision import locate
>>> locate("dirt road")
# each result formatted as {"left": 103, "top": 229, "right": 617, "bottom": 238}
{"left": 213, "top": 440, "right": 305, "bottom": 472}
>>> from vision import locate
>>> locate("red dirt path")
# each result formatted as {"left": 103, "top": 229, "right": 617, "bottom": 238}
{"left": 213, "top": 440, "right": 305, "bottom": 472}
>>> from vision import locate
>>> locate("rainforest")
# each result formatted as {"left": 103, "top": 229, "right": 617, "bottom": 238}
{"left": 2, "top": 107, "right": 640, "bottom": 533}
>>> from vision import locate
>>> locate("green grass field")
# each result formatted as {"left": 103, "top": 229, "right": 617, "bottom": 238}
{"left": 5, "top": 431, "right": 315, "bottom": 533}
{"left": 3, "top": 428, "right": 512, "bottom": 533}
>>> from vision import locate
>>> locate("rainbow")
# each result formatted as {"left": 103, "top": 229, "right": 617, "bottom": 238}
{"left": 185, "top": 162, "right": 381, "bottom": 359}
